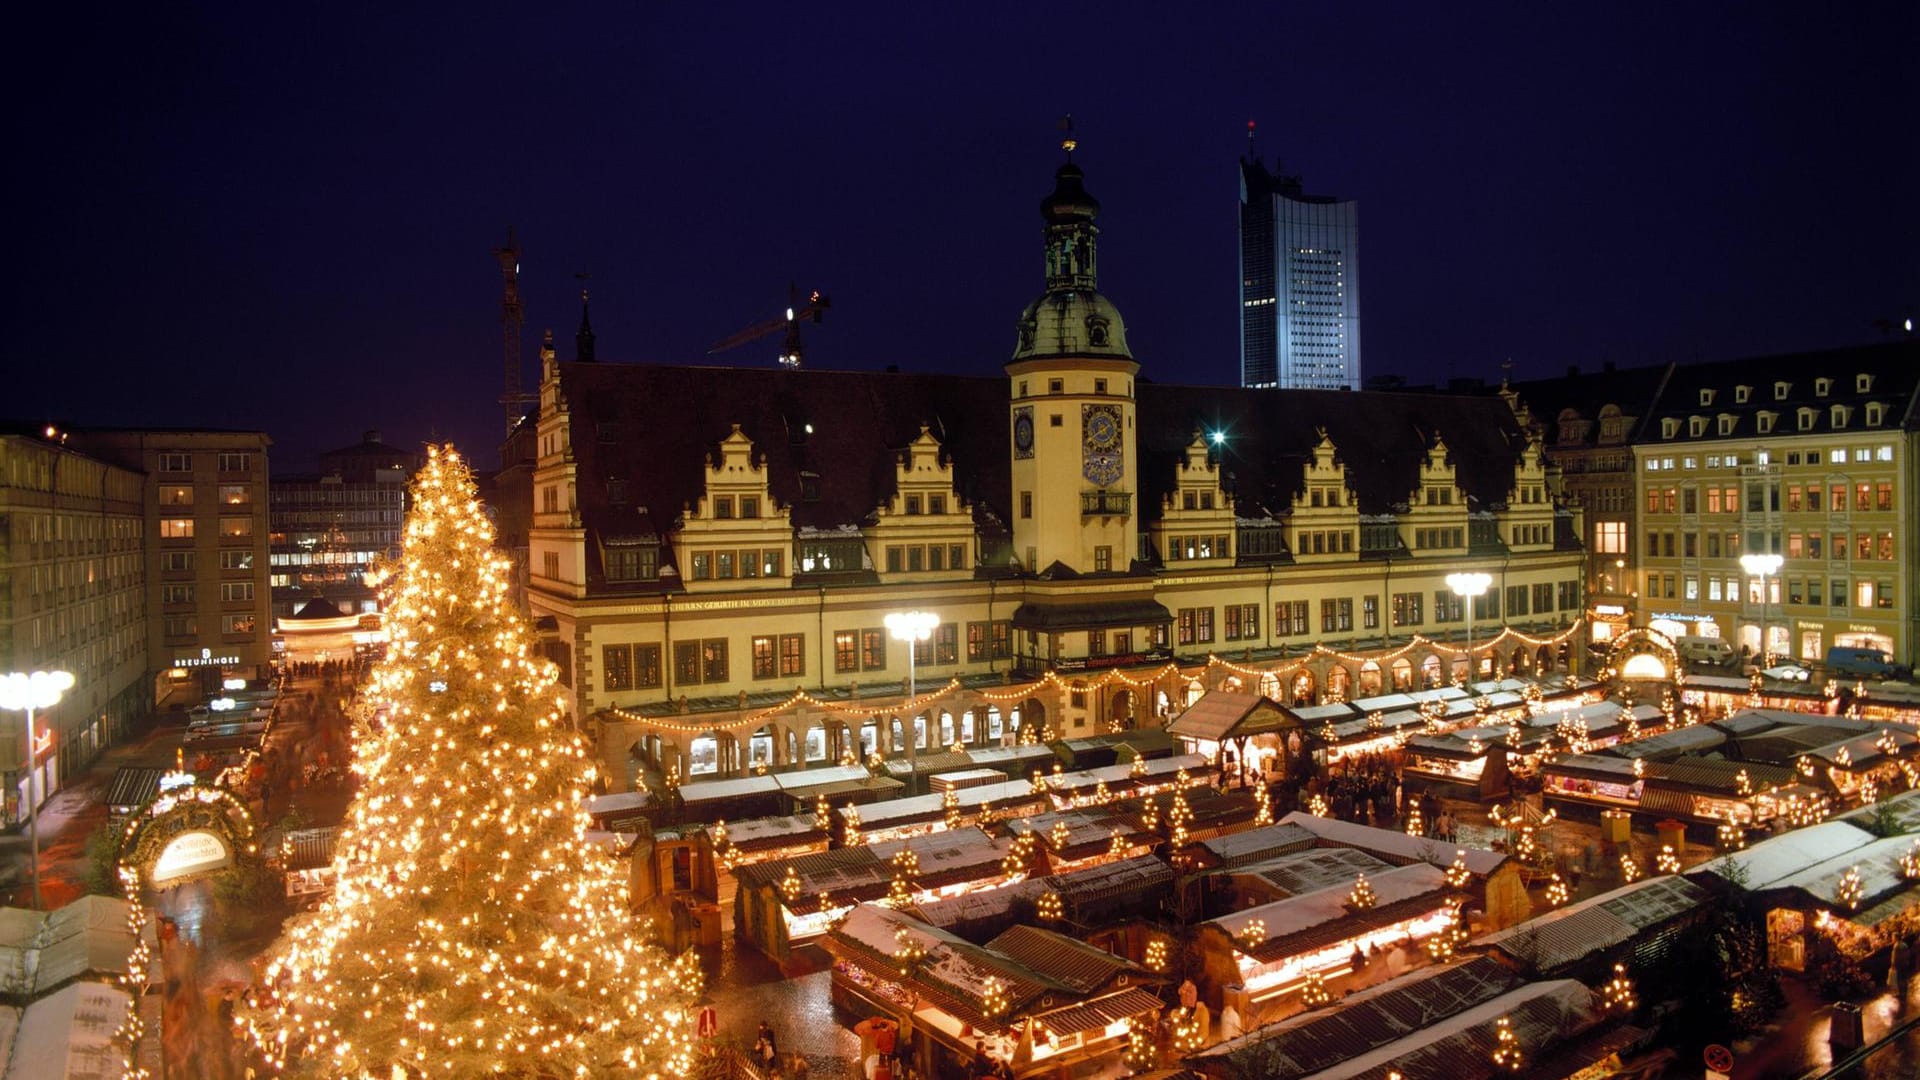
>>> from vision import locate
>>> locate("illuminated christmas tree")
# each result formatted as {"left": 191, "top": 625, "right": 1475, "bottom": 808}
{"left": 237, "top": 446, "right": 700, "bottom": 1079}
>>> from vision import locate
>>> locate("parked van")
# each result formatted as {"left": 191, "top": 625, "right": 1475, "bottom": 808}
{"left": 1825, "top": 646, "right": 1911, "bottom": 680}
{"left": 1676, "top": 635, "right": 1737, "bottom": 667}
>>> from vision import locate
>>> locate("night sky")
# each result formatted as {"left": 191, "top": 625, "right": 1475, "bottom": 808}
{"left": 7, "top": 4, "right": 1914, "bottom": 471}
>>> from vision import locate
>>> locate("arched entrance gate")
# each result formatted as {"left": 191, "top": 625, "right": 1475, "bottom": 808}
{"left": 117, "top": 780, "right": 260, "bottom": 890}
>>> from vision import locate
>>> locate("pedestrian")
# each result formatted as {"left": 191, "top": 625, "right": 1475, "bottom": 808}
{"left": 1891, "top": 936, "right": 1911, "bottom": 991}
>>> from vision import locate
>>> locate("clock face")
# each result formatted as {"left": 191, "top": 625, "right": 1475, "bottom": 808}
{"left": 1085, "top": 410, "right": 1119, "bottom": 450}
{"left": 1082, "top": 404, "right": 1124, "bottom": 486}
{"left": 1013, "top": 409, "right": 1034, "bottom": 457}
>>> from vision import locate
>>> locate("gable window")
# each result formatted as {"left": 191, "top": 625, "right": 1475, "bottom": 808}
{"left": 1756, "top": 412, "right": 1775, "bottom": 434}
{"left": 1661, "top": 419, "right": 1679, "bottom": 439}
{"left": 739, "top": 496, "right": 759, "bottom": 519}
{"left": 1717, "top": 415, "right": 1735, "bottom": 436}
{"left": 1831, "top": 405, "right": 1850, "bottom": 428}
{"left": 1866, "top": 403, "right": 1885, "bottom": 426}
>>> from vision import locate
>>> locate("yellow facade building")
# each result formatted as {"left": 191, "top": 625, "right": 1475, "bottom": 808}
{"left": 524, "top": 158, "right": 1590, "bottom": 789}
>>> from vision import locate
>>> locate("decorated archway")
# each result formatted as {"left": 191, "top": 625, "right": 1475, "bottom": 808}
{"left": 118, "top": 777, "right": 259, "bottom": 891}
{"left": 1604, "top": 628, "right": 1680, "bottom": 686}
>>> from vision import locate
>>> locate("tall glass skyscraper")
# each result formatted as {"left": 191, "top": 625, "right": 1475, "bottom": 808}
{"left": 1239, "top": 157, "right": 1361, "bottom": 389}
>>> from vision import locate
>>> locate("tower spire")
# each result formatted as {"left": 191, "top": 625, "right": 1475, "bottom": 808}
{"left": 493, "top": 228, "right": 531, "bottom": 434}
{"left": 1058, "top": 114, "right": 1076, "bottom": 161}
{"left": 575, "top": 273, "right": 596, "bottom": 363}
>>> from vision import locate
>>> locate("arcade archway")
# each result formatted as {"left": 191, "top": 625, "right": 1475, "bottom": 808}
{"left": 1605, "top": 628, "right": 1681, "bottom": 687}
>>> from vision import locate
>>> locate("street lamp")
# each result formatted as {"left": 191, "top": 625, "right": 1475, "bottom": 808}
{"left": 0, "top": 670, "right": 75, "bottom": 910}
{"left": 1740, "top": 552, "right": 1784, "bottom": 666}
{"left": 885, "top": 611, "right": 939, "bottom": 775}
{"left": 1446, "top": 573, "right": 1494, "bottom": 685}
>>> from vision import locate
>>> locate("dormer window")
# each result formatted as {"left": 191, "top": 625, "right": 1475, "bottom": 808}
{"left": 1662, "top": 418, "right": 1680, "bottom": 439}
{"left": 1699, "top": 389, "right": 1716, "bottom": 406}
{"left": 1857, "top": 373, "right": 1874, "bottom": 393}
{"left": 1734, "top": 385, "right": 1751, "bottom": 404}
{"left": 1798, "top": 407, "right": 1817, "bottom": 431}
{"left": 1866, "top": 403, "right": 1886, "bottom": 426}
{"left": 1717, "top": 415, "right": 1736, "bottom": 436}
{"left": 1815, "top": 377, "right": 1832, "bottom": 397}
{"left": 1832, "top": 404, "right": 1850, "bottom": 428}
{"left": 1688, "top": 417, "right": 1707, "bottom": 437}
{"left": 1774, "top": 381, "right": 1791, "bottom": 400}
{"left": 1756, "top": 412, "right": 1776, "bottom": 434}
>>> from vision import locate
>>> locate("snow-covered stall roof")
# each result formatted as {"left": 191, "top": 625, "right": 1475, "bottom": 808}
{"left": 0, "top": 897, "right": 140, "bottom": 999}
{"left": 0, "top": 981, "right": 134, "bottom": 1080}
{"left": 1194, "top": 822, "right": 1319, "bottom": 868}
{"left": 1476, "top": 875, "right": 1708, "bottom": 972}
{"left": 1278, "top": 812, "right": 1508, "bottom": 877}
{"left": 1692, "top": 820, "right": 1881, "bottom": 894}
{"left": 1207, "top": 863, "right": 1450, "bottom": 963}
{"left": 1233, "top": 848, "right": 1394, "bottom": 898}
{"left": 1603, "top": 724, "right": 1727, "bottom": 760}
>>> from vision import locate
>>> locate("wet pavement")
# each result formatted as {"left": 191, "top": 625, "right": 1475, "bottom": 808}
{"left": 697, "top": 939, "right": 863, "bottom": 1075}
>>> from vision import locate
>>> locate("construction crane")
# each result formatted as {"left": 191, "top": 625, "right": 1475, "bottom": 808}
{"left": 707, "top": 284, "right": 831, "bottom": 369}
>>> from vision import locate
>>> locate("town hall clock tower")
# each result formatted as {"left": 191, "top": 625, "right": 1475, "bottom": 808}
{"left": 1007, "top": 147, "right": 1140, "bottom": 576}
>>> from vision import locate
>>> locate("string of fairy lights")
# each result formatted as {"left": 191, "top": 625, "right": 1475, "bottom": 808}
{"left": 610, "top": 622, "right": 1588, "bottom": 738}
{"left": 234, "top": 447, "right": 702, "bottom": 1079}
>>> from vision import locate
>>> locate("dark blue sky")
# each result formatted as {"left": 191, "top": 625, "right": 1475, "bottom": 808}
{"left": 7, "top": 3, "right": 1914, "bottom": 470}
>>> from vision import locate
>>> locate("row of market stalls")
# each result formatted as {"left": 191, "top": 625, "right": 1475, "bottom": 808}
{"left": 1539, "top": 708, "right": 1920, "bottom": 832}
{"left": 1693, "top": 790, "right": 1920, "bottom": 973}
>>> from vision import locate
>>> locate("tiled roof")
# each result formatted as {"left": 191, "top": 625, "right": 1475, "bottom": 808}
{"left": 1637, "top": 341, "right": 1920, "bottom": 443}
{"left": 555, "top": 361, "right": 1547, "bottom": 588}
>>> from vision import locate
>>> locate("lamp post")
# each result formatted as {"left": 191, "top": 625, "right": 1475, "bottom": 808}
{"left": 1446, "top": 572, "right": 1494, "bottom": 685}
{"left": 1740, "top": 552, "right": 1784, "bottom": 666}
{"left": 885, "top": 611, "right": 939, "bottom": 779}
{"left": 0, "top": 670, "right": 75, "bottom": 910}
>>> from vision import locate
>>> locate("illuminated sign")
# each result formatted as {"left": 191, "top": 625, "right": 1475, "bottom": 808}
{"left": 1648, "top": 613, "right": 1714, "bottom": 624}
{"left": 174, "top": 648, "right": 240, "bottom": 668}
{"left": 222, "top": 678, "right": 247, "bottom": 691}
{"left": 158, "top": 770, "right": 197, "bottom": 794}
{"left": 209, "top": 698, "right": 237, "bottom": 712}
{"left": 1593, "top": 605, "right": 1626, "bottom": 616}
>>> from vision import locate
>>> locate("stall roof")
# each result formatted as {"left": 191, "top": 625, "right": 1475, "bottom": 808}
{"left": 1652, "top": 755, "right": 1798, "bottom": 795}
{"left": 985, "top": 924, "right": 1145, "bottom": 994}
{"left": 965, "top": 745, "right": 1059, "bottom": 771}
{"left": 1045, "top": 855, "right": 1175, "bottom": 906}
{"left": 1296, "top": 977, "right": 1600, "bottom": 1080}
{"left": 0, "top": 981, "right": 133, "bottom": 1080}
{"left": 830, "top": 904, "right": 1063, "bottom": 1027}
{"left": 584, "top": 791, "right": 651, "bottom": 817}
{"left": 913, "top": 879, "right": 1047, "bottom": 932}
{"left": 1859, "top": 683, "right": 1920, "bottom": 706}
{"left": 0, "top": 896, "right": 141, "bottom": 999}
{"left": 1192, "top": 957, "right": 1521, "bottom": 1077}
{"left": 1167, "top": 692, "right": 1293, "bottom": 741}
{"left": 1278, "top": 812, "right": 1508, "bottom": 877}
{"left": 777, "top": 764, "right": 885, "bottom": 794}
{"left": 676, "top": 775, "right": 781, "bottom": 804}
{"left": 103, "top": 767, "right": 164, "bottom": 813}
{"left": 1233, "top": 848, "right": 1394, "bottom": 898}
{"left": 843, "top": 780, "right": 1042, "bottom": 828}
{"left": 1194, "top": 823, "right": 1319, "bottom": 868}
{"left": 1006, "top": 807, "right": 1145, "bottom": 857}
{"left": 1290, "top": 703, "right": 1362, "bottom": 724}
{"left": 1805, "top": 729, "right": 1920, "bottom": 770}
{"left": 712, "top": 814, "right": 823, "bottom": 851}
{"left": 1757, "top": 834, "right": 1920, "bottom": 912}
{"left": 1693, "top": 821, "right": 1879, "bottom": 892}
{"left": 1839, "top": 788, "right": 1920, "bottom": 834}
{"left": 1603, "top": 725, "right": 1726, "bottom": 761}
{"left": 881, "top": 751, "right": 974, "bottom": 780}
{"left": 1208, "top": 863, "right": 1450, "bottom": 962}
{"left": 929, "top": 768, "right": 1006, "bottom": 789}
{"left": 1476, "top": 876, "right": 1708, "bottom": 972}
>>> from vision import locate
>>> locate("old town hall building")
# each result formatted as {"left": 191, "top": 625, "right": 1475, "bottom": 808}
{"left": 523, "top": 156, "right": 1589, "bottom": 789}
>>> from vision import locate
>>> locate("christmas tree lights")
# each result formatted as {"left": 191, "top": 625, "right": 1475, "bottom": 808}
{"left": 236, "top": 446, "right": 700, "bottom": 1079}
